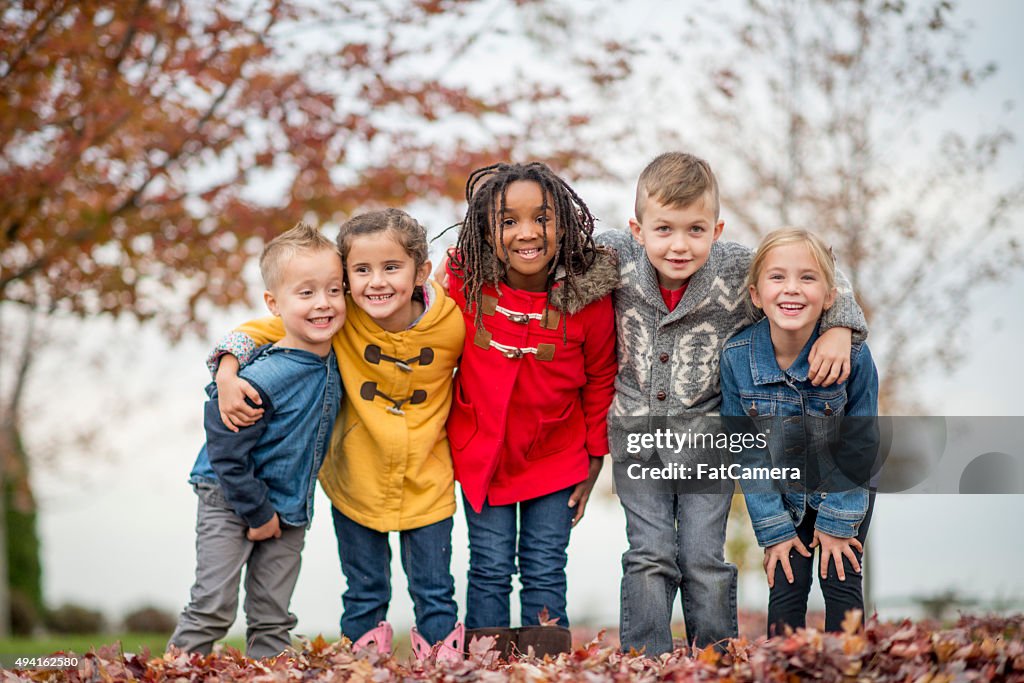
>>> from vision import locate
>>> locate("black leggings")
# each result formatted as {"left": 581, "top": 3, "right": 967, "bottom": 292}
{"left": 767, "top": 491, "right": 875, "bottom": 636}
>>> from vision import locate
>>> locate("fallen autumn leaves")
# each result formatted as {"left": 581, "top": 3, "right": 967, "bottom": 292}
{"left": 5, "top": 615, "right": 1023, "bottom": 681}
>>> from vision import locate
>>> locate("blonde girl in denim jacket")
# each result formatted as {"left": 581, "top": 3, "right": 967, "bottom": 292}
{"left": 720, "top": 228, "right": 879, "bottom": 636}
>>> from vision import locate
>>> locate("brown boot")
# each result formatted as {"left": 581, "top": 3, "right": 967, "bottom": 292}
{"left": 466, "top": 627, "right": 515, "bottom": 661}
{"left": 514, "top": 625, "right": 572, "bottom": 658}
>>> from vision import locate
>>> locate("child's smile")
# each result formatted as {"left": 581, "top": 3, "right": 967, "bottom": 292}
{"left": 491, "top": 180, "right": 558, "bottom": 291}
{"left": 750, "top": 242, "right": 836, "bottom": 343}
{"left": 346, "top": 230, "right": 431, "bottom": 332}
{"left": 629, "top": 195, "right": 723, "bottom": 291}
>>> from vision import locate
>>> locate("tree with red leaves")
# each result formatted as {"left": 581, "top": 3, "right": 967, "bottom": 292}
{"left": 0, "top": 0, "right": 618, "bottom": 635}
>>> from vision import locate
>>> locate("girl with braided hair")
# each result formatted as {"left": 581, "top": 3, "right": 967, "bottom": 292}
{"left": 443, "top": 162, "right": 618, "bottom": 655}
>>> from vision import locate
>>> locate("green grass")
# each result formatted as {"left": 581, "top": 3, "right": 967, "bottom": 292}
{"left": 0, "top": 633, "right": 246, "bottom": 668}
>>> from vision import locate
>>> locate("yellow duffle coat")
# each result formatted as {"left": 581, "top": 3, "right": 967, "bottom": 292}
{"left": 237, "top": 279, "right": 464, "bottom": 532}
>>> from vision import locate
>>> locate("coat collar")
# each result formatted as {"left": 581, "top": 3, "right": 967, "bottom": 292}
{"left": 748, "top": 318, "right": 820, "bottom": 385}
{"left": 347, "top": 278, "right": 456, "bottom": 338}
{"left": 633, "top": 240, "right": 722, "bottom": 323}
{"left": 476, "top": 246, "right": 619, "bottom": 314}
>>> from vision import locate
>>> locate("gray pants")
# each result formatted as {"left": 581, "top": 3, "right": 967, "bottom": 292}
{"left": 169, "top": 483, "right": 306, "bottom": 659}
{"left": 619, "top": 490, "right": 738, "bottom": 655}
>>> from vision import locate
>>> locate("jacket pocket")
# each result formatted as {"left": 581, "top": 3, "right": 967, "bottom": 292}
{"left": 738, "top": 393, "right": 776, "bottom": 418}
{"left": 526, "top": 401, "right": 584, "bottom": 461}
{"left": 446, "top": 382, "right": 477, "bottom": 452}
{"left": 806, "top": 388, "right": 847, "bottom": 452}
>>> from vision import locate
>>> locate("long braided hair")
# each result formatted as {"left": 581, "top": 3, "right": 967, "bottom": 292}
{"left": 449, "top": 162, "right": 598, "bottom": 333}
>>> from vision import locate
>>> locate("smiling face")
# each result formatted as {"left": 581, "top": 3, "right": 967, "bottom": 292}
{"left": 264, "top": 248, "right": 346, "bottom": 355}
{"left": 749, "top": 241, "right": 837, "bottom": 344}
{"left": 490, "top": 180, "right": 558, "bottom": 292}
{"left": 629, "top": 193, "right": 724, "bottom": 290}
{"left": 345, "top": 229, "right": 431, "bottom": 332}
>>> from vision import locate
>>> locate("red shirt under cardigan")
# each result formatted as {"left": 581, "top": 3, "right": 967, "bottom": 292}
{"left": 446, "top": 263, "right": 617, "bottom": 512}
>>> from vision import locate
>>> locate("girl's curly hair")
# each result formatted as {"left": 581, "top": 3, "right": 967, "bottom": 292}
{"left": 449, "top": 162, "right": 598, "bottom": 332}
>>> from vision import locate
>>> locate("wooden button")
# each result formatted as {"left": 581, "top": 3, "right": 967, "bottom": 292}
{"left": 656, "top": 391, "right": 667, "bottom": 401}
{"left": 659, "top": 353, "right": 669, "bottom": 363}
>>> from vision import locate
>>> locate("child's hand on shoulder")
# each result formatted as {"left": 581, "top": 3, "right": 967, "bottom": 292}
{"left": 808, "top": 327, "right": 852, "bottom": 387}
{"left": 810, "top": 529, "right": 863, "bottom": 581}
{"left": 568, "top": 456, "right": 604, "bottom": 527}
{"left": 763, "top": 536, "right": 811, "bottom": 588}
{"left": 215, "top": 355, "right": 264, "bottom": 431}
{"left": 247, "top": 513, "right": 281, "bottom": 541}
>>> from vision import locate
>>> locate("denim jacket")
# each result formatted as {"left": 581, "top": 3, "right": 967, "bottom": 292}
{"left": 190, "top": 344, "right": 342, "bottom": 529}
{"left": 720, "top": 319, "right": 878, "bottom": 547}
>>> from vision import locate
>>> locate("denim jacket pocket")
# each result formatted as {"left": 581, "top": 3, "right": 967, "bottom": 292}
{"left": 737, "top": 393, "right": 777, "bottom": 420}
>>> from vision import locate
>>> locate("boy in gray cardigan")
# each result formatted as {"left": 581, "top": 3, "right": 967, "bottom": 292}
{"left": 596, "top": 152, "right": 867, "bottom": 655}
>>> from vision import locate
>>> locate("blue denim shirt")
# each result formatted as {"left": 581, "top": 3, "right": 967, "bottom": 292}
{"left": 190, "top": 344, "right": 342, "bottom": 529}
{"left": 720, "top": 319, "right": 878, "bottom": 547}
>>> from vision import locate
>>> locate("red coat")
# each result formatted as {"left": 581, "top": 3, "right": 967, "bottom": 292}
{"left": 447, "top": 252, "right": 618, "bottom": 512}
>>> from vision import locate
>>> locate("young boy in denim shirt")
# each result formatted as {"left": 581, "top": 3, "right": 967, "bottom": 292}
{"left": 169, "top": 222, "right": 345, "bottom": 659}
{"left": 596, "top": 152, "right": 867, "bottom": 655}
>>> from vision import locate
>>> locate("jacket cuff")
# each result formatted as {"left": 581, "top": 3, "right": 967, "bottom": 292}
{"left": 206, "top": 331, "right": 258, "bottom": 378}
{"left": 819, "top": 294, "right": 868, "bottom": 344}
{"left": 750, "top": 512, "right": 799, "bottom": 548}
{"left": 240, "top": 500, "right": 277, "bottom": 530}
{"left": 813, "top": 490, "right": 868, "bottom": 538}
{"left": 586, "top": 431, "right": 610, "bottom": 457}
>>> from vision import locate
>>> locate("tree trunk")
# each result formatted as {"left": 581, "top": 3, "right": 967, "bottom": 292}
{"left": 0, "top": 306, "right": 43, "bottom": 636}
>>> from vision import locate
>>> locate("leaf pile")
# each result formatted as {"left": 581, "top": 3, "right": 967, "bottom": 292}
{"left": 5, "top": 615, "right": 1023, "bottom": 682}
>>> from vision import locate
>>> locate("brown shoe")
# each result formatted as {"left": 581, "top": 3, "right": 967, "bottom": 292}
{"left": 514, "top": 625, "right": 572, "bottom": 658}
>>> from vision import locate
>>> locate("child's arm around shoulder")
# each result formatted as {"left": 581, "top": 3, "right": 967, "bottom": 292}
{"left": 810, "top": 265, "right": 869, "bottom": 386}
{"left": 206, "top": 317, "right": 289, "bottom": 431}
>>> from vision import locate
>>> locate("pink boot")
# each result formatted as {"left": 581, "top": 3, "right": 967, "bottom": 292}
{"left": 411, "top": 622, "right": 465, "bottom": 664}
{"left": 352, "top": 621, "right": 393, "bottom": 655}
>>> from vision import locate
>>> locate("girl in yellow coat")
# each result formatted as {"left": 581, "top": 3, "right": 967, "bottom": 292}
{"left": 211, "top": 209, "right": 465, "bottom": 659}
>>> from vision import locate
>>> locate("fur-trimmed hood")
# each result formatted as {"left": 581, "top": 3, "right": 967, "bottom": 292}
{"left": 549, "top": 246, "right": 619, "bottom": 314}
{"left": 475, "top": 245, "right": 619, "bottom": 314}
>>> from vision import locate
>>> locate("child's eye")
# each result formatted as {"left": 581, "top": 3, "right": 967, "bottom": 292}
{"left": 655, "top": 225, "right": 671, "bottom": 233}
{"left": 536, "top": 215, "right": 550, "bottom": 225}
{"left": 352, "top": 266, "right": 369, "bottom": 274}
{"left": 384, "top": 264, "right": 400, "bottom": 272}
{"left": 299, "top": 289, "right": 314, "bottom": 296}
{"left": 501, "top": 217, "right": 516, "bottom": 227}
{"left": 690, "top": 225, "right": 705, "bottom": 233}
{"left": 769, "top": 274, "right": 784, "bottom": 280}
{"left": 329, "top": 286, "right": 343, "bottom": 295}
{"left": 802, "top": 274, "right": 818, "bottom": 281}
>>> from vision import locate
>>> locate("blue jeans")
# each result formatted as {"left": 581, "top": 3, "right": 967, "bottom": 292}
{"left": 331, "top": 507, "right": 457, "bottom": 645}
{"left": 463, "top": 487, "right": 575, "bottom": 628}
{"left": 618, "top": 490, "right": 738, "bottom": 655}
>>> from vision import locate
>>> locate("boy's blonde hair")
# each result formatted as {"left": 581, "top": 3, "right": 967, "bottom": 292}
{"left": 635, "top": 152, "right": 720, "bottom": 222}
{"left": 746, "top": 228, "right": 837, "bottom": 294}
{"left": 260, "top": 221, "right": 338, "bottom": 291}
